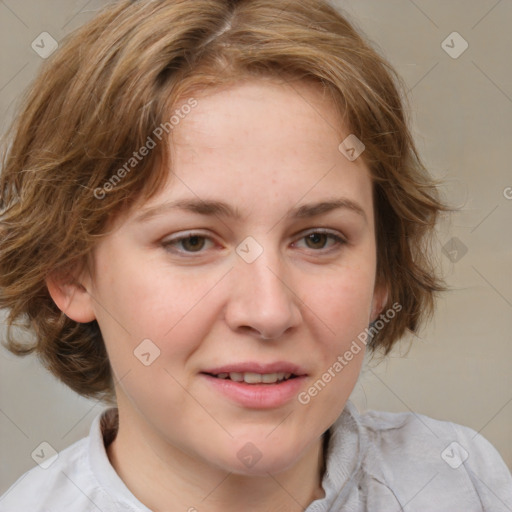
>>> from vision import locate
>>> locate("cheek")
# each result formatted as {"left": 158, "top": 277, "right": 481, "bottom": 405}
{"left": 331, "top": 279, "right": 374, "bottom": 334}
{"left": 91, "top": 251, "right": 222, "bottom": 369}
{"left": 299, "top": 271, "right": 372, "bottom": 424}
{"left": 304, "top": 261, "right": 376, "bottom": 345}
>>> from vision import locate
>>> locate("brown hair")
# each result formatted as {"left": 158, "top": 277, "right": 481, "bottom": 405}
{"left": 0, "top": 0, "right": 452, "bottom": 402}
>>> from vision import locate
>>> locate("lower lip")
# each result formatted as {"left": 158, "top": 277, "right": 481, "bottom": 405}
{"left": 201, "top": 374, "right": 306, "bottom": 409}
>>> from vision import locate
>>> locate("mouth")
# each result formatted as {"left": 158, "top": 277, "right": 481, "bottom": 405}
{"left": 200, "top": 362, "right": 307, "bottom": 408}
{"left": 202, "top": 371, "right": 299, "bottom": 384}
{"left": 201, "top": 361, "right": 307, "bottom": 383}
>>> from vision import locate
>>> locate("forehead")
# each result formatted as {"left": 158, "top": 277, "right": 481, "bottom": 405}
{"left": 126, "top": 78, "right": 374, "bottom": 227}
{"left": 172, "top": 77, "right": 344, "bottom": 154}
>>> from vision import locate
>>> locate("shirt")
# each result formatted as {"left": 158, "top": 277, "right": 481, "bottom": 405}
{"left": 1, "top": 401, "right": 511, "bottom": 511}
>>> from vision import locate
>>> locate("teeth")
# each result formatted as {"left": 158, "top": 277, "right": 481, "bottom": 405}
{"left": 215, "top": 372, "right": 293, "bottom": 383}
{"left": 262, "top": 373, "right": 279, "bottom": 383}
{"left": 243, "top": 372, "right": 262, "bottom": 384}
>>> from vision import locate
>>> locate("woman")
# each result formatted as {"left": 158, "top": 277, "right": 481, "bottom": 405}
{"left": 1, "top": 1, "right": 510, "bottom": 510}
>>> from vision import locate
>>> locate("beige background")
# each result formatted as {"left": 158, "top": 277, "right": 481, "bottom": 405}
{"left": 1, "top": 0, "right": 511, "bottom": 495}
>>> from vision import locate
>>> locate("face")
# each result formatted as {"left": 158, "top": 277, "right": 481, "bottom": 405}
{"left": 76, "top": 78, "right": 387, "bottom": 475}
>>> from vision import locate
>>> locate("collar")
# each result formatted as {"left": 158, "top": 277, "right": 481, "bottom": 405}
{"left": 88, "top": 407, "right": 151, "bottom": 511}
{"left": 87, "top": 401, "right": 368, "bottom": 511}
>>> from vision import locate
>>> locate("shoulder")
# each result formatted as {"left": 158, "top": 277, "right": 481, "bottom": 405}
{"left": 0, "top": 408, "right": 137, "bottom": 512}
{"left": 347, "top": 403, "right": 512, "bottom": 510}
{"left": 0, "top": 436, "right": 104, "bottom": 512}
{"left": 359, "top": 406, "right": 509, "bottom": 470}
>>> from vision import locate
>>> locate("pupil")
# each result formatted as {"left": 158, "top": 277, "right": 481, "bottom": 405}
{"left": 183, "top": 236, "right": 204, "bottom": 252}
{"left": 307, "top": 233, "right": 326, "bottom": 249}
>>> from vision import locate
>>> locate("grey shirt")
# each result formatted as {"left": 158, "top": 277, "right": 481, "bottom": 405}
{"left": 1, "top": 401, "right": 511, "bottom": 511}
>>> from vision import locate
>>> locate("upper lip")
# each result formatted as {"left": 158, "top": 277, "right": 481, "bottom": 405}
{"left": 202, "top": 361, "right": 308, "bottom": 376}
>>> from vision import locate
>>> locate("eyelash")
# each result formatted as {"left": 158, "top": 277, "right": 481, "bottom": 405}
{"left": 161, "top": 229, "right": 347, "bottom": 256}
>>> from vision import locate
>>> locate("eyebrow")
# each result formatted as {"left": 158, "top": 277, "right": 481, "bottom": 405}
{"left": 134, "top": 197, "right": 367, "bottom": 224}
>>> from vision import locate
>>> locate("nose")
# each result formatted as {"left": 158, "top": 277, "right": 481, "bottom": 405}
{"left": 224, "top": 244, "right": 302, "bottom": 340}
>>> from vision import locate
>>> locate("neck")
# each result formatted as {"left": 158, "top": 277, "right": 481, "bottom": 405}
{"left": 106, "top": 407, "right": 327, "bottom": 512}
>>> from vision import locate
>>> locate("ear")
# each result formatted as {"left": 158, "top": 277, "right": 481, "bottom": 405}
{"left": 45, "top": 269, "right": 96, "bottom": 323}
{"left": 370, "top": 281, "right": 389, "bottom": 322}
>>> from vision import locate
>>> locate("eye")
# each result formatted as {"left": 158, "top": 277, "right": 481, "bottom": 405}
{"left": 161, "top": 229, "right": 346, "bottom": 256}
{"left": 162, "top": 232, "right": 215, "bottom": 254}
{"left": 294, "top": 230, "right": 346, "bottom": 252}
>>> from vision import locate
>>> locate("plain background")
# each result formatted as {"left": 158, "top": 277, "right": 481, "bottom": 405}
{"left": 0, "top": 0, "right": 511, "bottom": 495}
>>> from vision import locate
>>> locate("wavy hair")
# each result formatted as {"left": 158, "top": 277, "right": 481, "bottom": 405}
{"left": 0, "top": 0, "right": 452, "bottom": 401}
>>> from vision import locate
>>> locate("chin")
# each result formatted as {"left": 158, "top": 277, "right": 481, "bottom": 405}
{"left": 228, "top": 454, "right": 302, "bottom": 477}
{"left": 212, "top": 436, "right": 314, "bottom": 477}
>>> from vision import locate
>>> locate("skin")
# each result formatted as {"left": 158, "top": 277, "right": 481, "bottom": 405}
{"left": 47, "top": 77, "right": 388, "bottom": 512}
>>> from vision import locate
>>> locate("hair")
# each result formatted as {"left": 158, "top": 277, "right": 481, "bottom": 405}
{"left": 0, "top": 0, "right": 452, "bottom": 402}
